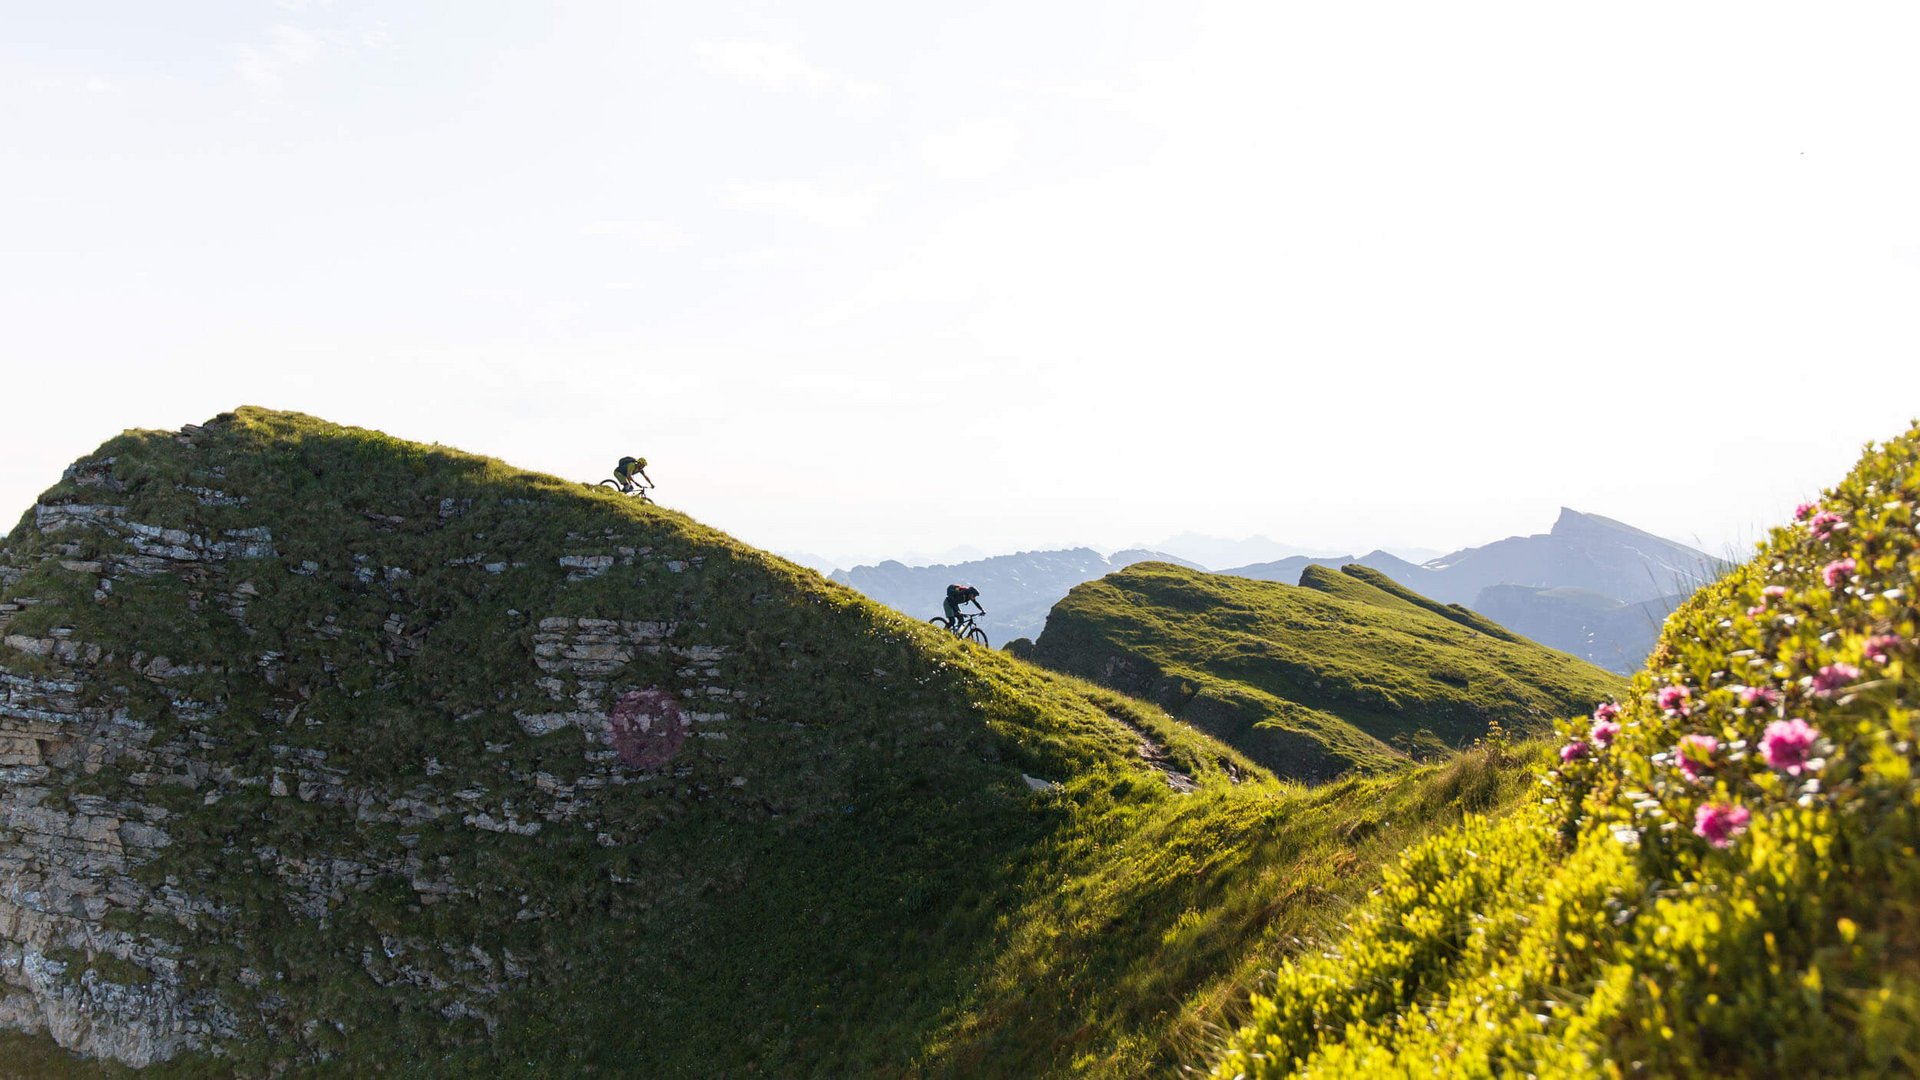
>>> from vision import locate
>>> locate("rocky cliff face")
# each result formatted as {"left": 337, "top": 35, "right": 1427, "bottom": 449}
{"left": 0, "top": 409, "right": 1227, "bottom": 1073}
{"left": 0, "top": 429, "right": 760, "bottom": 1066}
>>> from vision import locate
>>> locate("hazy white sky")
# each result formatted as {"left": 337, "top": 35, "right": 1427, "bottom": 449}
{"left": 5, "top": 1, "right": 1918, "bottom": 567}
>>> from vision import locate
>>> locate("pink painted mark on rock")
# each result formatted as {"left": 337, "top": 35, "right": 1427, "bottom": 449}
{"left": 609, "top": 688, "right": 687, "bottom": 770}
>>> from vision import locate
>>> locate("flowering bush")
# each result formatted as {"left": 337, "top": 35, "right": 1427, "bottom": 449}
{"left": 1691, "top": 801, "right": 1750, "bottom": 848}
{"left": 1759, "top": 717, "right": 1818, "bottom": 774}
{"left": 1216, "top": 425, "right": 1920, "bottom": 1077}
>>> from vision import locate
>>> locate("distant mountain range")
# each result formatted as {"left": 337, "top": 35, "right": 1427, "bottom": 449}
{"left": 1472, "top": 585, "right": 1688, "bottom": 675}
{"left": 1222, "top": 509, "right": 1726, "bottom": 671}
{"left": 827, "top": 547, "right": 1202, "bottom": 643}
{"left": 830, "top": 510, "right": 1726, "bottom": 672}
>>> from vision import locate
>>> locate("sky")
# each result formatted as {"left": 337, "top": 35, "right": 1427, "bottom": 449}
{"left": 4, "top": 1, "right": 1919, "bottom": 570}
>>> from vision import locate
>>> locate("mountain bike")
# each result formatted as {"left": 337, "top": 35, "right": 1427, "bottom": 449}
{"left": 596, "top": 477, "right": 654, "bottom": 504}
{"left": 930, "top": 611, "right": 989, "bottom": 647}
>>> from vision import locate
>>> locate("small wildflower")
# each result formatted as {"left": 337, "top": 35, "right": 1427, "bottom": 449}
{"left": 1657, "top": 684, "right": 1692, "bottom": 716}
{"left": 1760, "top": 718, "right": 1820, "bottom": 775}
{"left": 1560, "top": 740, "right": 1589, "bottom": 762}
{"left": 1693, "top": 802, "right": 1752, "bottom": 848}
{"left": 1591, "top": 720, "right": 1621, "bottom": 748}
{"left": 1810, "top": 662, "right": 1859, "bottom": 696}
{"left": 1593, "top": 701, "right": 1620, "bottom": 724}
{"left": 1808, "top": 511, "right": 1846, "bottom": 539}
{"left": 1865, "top": 634, "right": 1901, "bottom": 665}
{"left": 1762, "top": 585, "right": 1788, "bottom": 599}
{"left": 1737, "top": 684, "right": 1782, "bottom": 708}
{"left": 1676, "top": 734, "right": 1718, "bottom": 784}
{"left": 1746, "top": 605, "right": 1768, "bottom": 618}
{"left": 1795, "top": 502, "right": 1817, "bottom": 521}
{"left": 1822, "top": 558, "right": 1857, "bottom": 588}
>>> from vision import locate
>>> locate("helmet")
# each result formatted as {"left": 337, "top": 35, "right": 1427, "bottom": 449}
{"left": 635, "top": 457, "right": 648, "bottom": 467}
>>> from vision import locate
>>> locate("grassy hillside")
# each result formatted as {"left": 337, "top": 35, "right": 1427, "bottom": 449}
{"left": 1029, "top": 561, "right": 1623, "bottom": 781}
{"left": 0, "top": 409, "right": 1575, "bottom": 1077}
{"left": 0, "top": 409, "right": 1237, "bottom": 1074}
{"left": 1212, "top": 424, "right": 1920, "bottom": 1077}
{"left": 4, "top": 731, "right": 1551, "bottom": 1080}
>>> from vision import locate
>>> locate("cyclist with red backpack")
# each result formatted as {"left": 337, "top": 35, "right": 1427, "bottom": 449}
{"left": 943, "top": 583, "right": 984, "bottom": 634}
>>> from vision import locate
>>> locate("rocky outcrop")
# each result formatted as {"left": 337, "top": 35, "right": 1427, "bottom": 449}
{"left": 0, "top": 444, "right": 759, "bottom": 1065}
{"left": 0, "top": 410, "right": 1236, "bottom": 1074}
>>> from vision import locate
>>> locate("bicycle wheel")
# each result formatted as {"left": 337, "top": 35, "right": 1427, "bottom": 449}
{"left": 928, "top": 617, "right": 951, "bottom": 632}
{"left": 597, "top": 479, "right": 622, "bottom": 490}
{"left": 965, "top": 627, "right": 989, "bottom": 647}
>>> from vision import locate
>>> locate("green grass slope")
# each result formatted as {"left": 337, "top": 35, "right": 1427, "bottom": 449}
{"left": 3, "top": 737, "right": 1547, "bottom": 1080}
{"left": 1212, "top": 423, "right": 1920, "bottom": 1077}
{"left": 1315, "top": 563, "right": 1524, "bottom": 642}
{"left": 0, "top": 409, "right": 1255, "bottom": 1075}
{"left": 1029, "top": 561, "right": 1623, "bottom": 781}
{"left": 918, "top": 738, "right": 1545, "bottom": 1077}
{"left": 0, "top": 408, "right": 1571, "bottom": 1078}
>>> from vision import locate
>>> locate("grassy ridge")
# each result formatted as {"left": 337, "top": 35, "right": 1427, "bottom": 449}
{"left": 1212, "top": 424, "right": 1920, "bottom": 1077}
{"left": 0, "top": 409, "right": 1561, "bottom": 1077}
{"left": 0, "top": 409, "right": 1247, "bottom": 1074}
{"left": 1030, "top": 561, "right": 1622, "bottom": 781}
{"left": 1316, "top": 563, "right": 1524, "bottom": 642}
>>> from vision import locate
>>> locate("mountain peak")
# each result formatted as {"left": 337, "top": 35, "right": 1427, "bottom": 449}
{"left": 1550, "top": 506, "right": 1667, "bottom": 542}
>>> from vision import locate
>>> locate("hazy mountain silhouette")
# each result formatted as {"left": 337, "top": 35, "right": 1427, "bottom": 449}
{"left": 1223, "top": 510, "right": 1725, "bottom": 671}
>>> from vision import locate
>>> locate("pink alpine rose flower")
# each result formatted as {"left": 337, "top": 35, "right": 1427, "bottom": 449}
{"left": 1590, "top": 720, "right": 1621, "bottom": 748}
{"left": 1760, "top": 718, "right": 1820, "bottom": 775}
{"left": 1808, "top": 511, "right": 1846, "bottom": 539}
{"left": 1693, "top": 802, "right": 1752, "bottom": 848}
{"left": 1747, "top": 605, "right": 1768, "bottom": 618}
{"left": 1737, "top": 684, "right": 1782, "bottom": 708}
{"left": 1865, "top": 634, "right": 1901, "bottom": 665}
{"left": 1676, "top": 734, "right": 1718, "bottom": 784}
{"left": 1795, "top": 502, "right": 1818, "bottom": 521}
{"left": 1560, "top": 740, "right": 1589, "bottom": 762}
{"left": 1762, "top": 585, "right": 1788, "bottom": 599}
{"left": 1822, "top": 558, "right": 1857, "bottom": 588}
{"left": 1810, "top": 662, "right": 1860, "bottom": 696}
{"left": 1593, "top": 702, "right": 1620, "bottom": 724}
{"left": 1657, "top": 684, "right": 1692, "bottom": 716}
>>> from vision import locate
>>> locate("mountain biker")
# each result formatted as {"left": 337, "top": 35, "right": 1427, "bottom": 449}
{"left": 613, "top": 455, "right": 653, "bottom": 495}
{"left": 943, "top": 583, "right": 984, "bottom": 633}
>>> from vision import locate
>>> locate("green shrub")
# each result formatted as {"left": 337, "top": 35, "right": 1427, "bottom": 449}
{"left": 1212, "top": 424, "right": 1920, "bottom": 1077}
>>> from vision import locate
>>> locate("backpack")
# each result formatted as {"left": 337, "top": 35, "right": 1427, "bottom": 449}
{"left": 946, "top": 584, "right": 976, "bottom": 603}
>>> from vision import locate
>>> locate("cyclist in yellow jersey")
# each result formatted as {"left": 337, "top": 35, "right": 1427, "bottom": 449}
{"left": 613, "top": 455, "right": 652, "bottom": 495}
